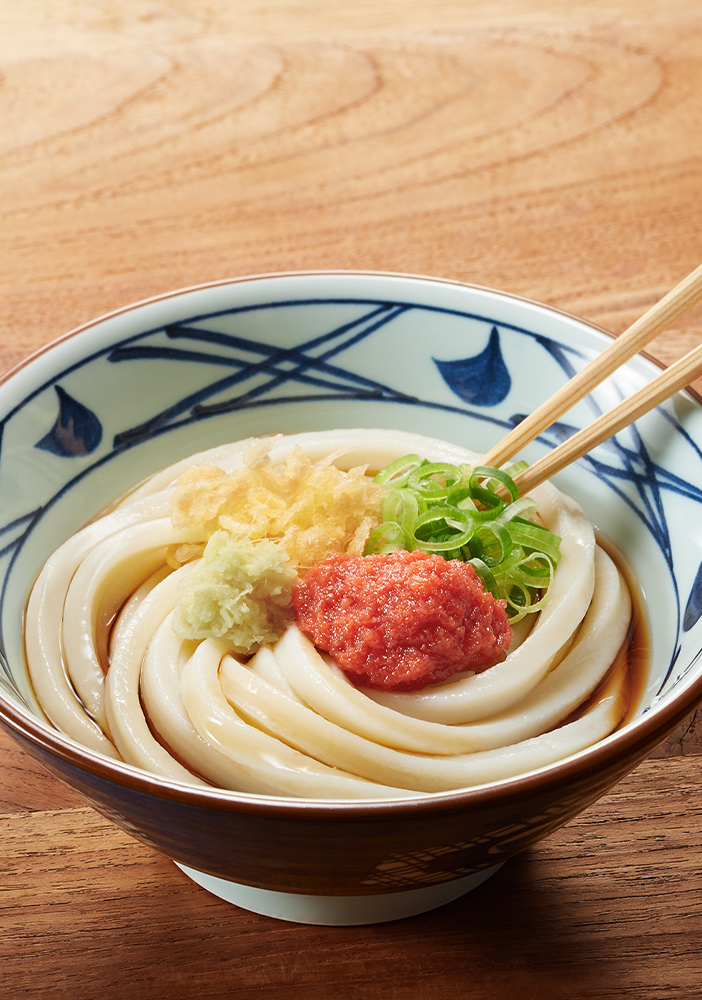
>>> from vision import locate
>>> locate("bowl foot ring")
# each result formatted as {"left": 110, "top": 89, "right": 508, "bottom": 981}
{"left": 175, "top": 860, "right": 504, "bottom": 925}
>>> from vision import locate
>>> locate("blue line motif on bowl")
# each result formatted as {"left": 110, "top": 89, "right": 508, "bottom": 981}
{"left": 683, "top": 562, "right": 702, "bottom": 631}
{"left": 35, "top": 385, "right": 103, "bottom": 457}
{"left": 1, "top": 295, "right": 701, "bottom": 705}
{"left": 433, "top": 326, "right": 511, "bottom": 406}
{"left": 109, "top": 303, "right": 417, "bottom": 446}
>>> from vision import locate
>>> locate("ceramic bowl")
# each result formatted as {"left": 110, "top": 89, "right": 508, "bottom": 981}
{"left": 2, "top": 271, "right": 702, "bottom": 926}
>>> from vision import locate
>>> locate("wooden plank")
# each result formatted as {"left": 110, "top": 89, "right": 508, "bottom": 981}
{"left": 1, "top": 3, "right": 702, "bottom": 997}
{"left": 0, "top": 755, "right": 699, "bottom": 999}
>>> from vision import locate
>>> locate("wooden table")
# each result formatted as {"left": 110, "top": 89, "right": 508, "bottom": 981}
{"left": 1, "top": 3, "right": 701, "bottom": 997}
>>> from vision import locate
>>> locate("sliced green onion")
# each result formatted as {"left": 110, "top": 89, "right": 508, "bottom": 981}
{"left": 364, "top": 522, "right": 411, "bottom": 554}
{"left": 468, "top": 557, "right": 500, "bottom": 600}
{"left": 466, "top": 521, "right": 513, "bottom": 567}
{"left": 407, "top": 462, "right": 464, "bottom": 499}
{"left": 505, "top": 582, "right": 532, "bottom": 622}
{"left": 464, "top": 486, "right": 506, "bottom": 517}
{"left": 508, "top": 553, "right": 555, "bottom": 590}
{"left": 505, "top": 580, "right": 553, "bottom": 621}
{"left": 411, "top": 506, "right": 474, "bottom": 552}
{"left": 496, "top": 496, "right": 538, "bottom": 524}
{"left": 480, "top": 547, "right": 525, "bottom": 580}
{"left": 507, "top": 520, "right": 561, "bottom": 562}
{"left": 469, "top": 465, "right": 520, "bottom": 503}
{"left": 373, "top": 454, "right": 423, "bottom": 487}
{"left": 457, "top": 463, "right": 473, "bottom": 485}
{"left": 369, "top": 452, "right": 563, "bottom": 622}
{"left": 381, "top": 488, "right": 423, "bottom": 529}
{"left": 449, "top": 488, "right": 503, "bottom": 523}
{"left": 504, "top": 459, "right": 528, "bottom": 479}
{"left": 446, "top": 486, "right": 474, "bottom": 508}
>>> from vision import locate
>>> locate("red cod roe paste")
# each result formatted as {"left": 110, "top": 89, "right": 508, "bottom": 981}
{"left": 292, "top": 549, "right": 513, "bottom": 691}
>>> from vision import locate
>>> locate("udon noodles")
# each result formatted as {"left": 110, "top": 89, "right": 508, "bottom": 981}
{"left": 24, "top": 429, "right": 632, "bottom": 799}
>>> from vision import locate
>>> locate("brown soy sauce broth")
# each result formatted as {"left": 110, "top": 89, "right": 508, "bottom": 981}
{"left": 600, "top": 532, "right": 651, "bottom": 726}
{"left": 564, "top": 532, "right": 650, "bottom": 731}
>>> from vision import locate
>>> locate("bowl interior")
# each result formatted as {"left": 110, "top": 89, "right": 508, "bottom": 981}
{"left": 2, "top": 271, "right": 702, "bottom": 764}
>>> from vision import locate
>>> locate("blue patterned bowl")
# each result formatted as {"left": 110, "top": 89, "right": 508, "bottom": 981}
{"left": 1, "top": 271, "right": 701, "bottom": 925}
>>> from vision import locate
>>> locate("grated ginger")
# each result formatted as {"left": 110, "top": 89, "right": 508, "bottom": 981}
{"left": 170, "top": 438, "right": 387, "bottom": 573}
{"left": 171, "top": 532, "right": 295, "bottom": 655}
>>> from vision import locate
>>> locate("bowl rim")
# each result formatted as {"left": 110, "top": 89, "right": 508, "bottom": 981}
{"left": 0, "top": 267, "right": 677, "bottom": 390}
{"left": 2, "top": 268, "right": 702, "bottom": 819}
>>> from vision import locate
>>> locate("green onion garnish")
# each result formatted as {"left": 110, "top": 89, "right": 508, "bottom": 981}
{"left": 365, "top": 455, "right": 562, "bottom": 621}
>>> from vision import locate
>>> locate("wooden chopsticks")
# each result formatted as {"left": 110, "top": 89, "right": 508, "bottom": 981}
{"left": 511, "top": 340, "right": 702, "bottom": 495}
{"left": 481, "top": 262, "right": 702, "bottom": 493}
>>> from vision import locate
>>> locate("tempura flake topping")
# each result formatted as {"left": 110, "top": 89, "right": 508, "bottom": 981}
{"left": 170, "top": 438, "right": 387, "bottom": 573}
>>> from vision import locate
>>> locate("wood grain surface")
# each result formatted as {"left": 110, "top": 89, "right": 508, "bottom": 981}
{"left": 1, "top": 2, "right": 701, "bottom": 998}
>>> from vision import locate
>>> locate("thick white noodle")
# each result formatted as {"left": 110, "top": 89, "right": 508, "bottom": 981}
{"left": 104, "top": 567, "right": 209, "bottom": 783}
{"left": 219, "top": 641, "right": 627, "bottom": 790}
{"left": 24, "top": 499, "right": 176, "bottom": 757}
{"left": 62, "top": 519, "right": 202, "bottom": 727}
{"left": 252, "top": 546, "right": 628, "bottom": 757}
{"left": 23, "top": 429, "right": 633, "bottom": 797}
{"left": 178, "top": 639, "right": 419, "bottom": 798}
